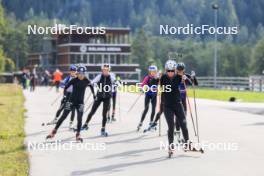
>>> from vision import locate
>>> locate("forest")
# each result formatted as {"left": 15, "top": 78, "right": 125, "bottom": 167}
{"left": 0, "top": 0, "right": 264, "bottom": 76}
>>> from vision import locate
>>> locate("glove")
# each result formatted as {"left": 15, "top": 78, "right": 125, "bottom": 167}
{"left": 182, "top": 75, "right": 187, "bottom": 81}
{"left": 139, "top": 88, "right": 145, "bottom": 94}
{"left": 191, "top": 71, "right": 196, "bottom": 78}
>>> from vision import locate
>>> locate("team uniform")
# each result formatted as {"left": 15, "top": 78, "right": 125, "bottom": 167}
{"left": 107, "top": 77, "right": 121, "bottom": 122}
{"left": 46, "top": 66, "right": 95, "bottom": 141}
{"left": 53, "top": 74, "right": 76, "bottom": 127}
{"left": 137, "top": 74, "right": 159, "bottom": 130}
{"left": 82, "top": 72, "right": 116, "bottom": 136}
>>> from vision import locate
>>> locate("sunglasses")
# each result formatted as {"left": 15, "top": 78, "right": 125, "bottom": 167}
{"left": 167, "top": 70, "right": 175, "bottom": 73}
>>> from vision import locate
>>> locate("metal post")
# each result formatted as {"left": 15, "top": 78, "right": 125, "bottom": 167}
{"left": 212, "top": 3, "right": 219, "bottom": 88}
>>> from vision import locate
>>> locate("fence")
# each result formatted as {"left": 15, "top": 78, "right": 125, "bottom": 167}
{"left": 197, "top": 76, "right": 264, "bottom": 92}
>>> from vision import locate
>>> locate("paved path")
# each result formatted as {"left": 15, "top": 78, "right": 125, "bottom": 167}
{"left": 24, "top": 87, "right": 264, "bottom": 176}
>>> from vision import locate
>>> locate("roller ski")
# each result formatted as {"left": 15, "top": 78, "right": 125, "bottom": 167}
{"left": 183, "top": 141, "right": 204, "bottom": 154}
{"left": 46, "top": 129, "right": 56, "bottom": 140}
{"left": 137, "top": 123, "right": 142, "bottom": 131}
{"left": 41, "top": 118, "right": 58, "bottom": 126}
{"left": 168, "top": 149, "right": 174, "bottom": 158}
{"left": 100, "top": 128, "right": 108, "bottom": 137}
{"left": 76, "top": 133, "right": 83, "bottom": 143}
{"left": 74, "top": 124, "right": 89, "bottom": 132}
{"left": 174, "top": 130, "right": 185, "bottom": 144}
{"left": 143, "top": 122, "right": 157, "bottom": 133}
{"left": 168, "top": 144, "right": 175, "bottom": 158}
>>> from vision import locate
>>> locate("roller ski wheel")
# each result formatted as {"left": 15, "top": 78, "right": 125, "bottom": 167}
{"left": 100, "top": 129, "right": 108, "bottom": 137}
{"left": 183, "top": 141, "right": 204, "bottom": 154}
{"left": 76, "top": 134, "right": 83, "bottom": 143}
{"left": 46, "top": 129, "right": 56, "bottom": 140}
{"left": 168, "top": 149, "right": 174, "bottom": 158}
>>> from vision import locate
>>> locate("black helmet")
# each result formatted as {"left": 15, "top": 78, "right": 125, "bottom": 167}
{"left": 77, "top": 66, "right": 86, "bottom": 74}
{"left": 176, "top": 62, "right": 185, "bottom": 71}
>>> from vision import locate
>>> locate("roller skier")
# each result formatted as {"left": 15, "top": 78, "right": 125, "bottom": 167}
{"left": 48, "top": 65, "right": 77, "bottom": 128}
{"left": 174, "top": 62, "right": 198, "bottom": 142}
{"left": 107, "top": 76, "right": 121, "bottom": 123}
{"left": 137, "top": 65, "right": 159, "bottom": 131}
{"left": 81, "top": 64, "right": 116, "bottom": 137}
{"left": 158, "top": 60, "right": 193, "bottom": 157}
{"left": 46, "top": 66, "right": 95, "bottom": 142}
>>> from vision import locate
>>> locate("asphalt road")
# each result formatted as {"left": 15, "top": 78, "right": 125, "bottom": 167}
{"left": 24, "top": 87, "right": 264, "bottom": 176}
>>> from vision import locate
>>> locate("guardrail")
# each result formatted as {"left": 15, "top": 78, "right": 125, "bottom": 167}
{"left": 197, "top": 76, "right": 264, "bottom": 92}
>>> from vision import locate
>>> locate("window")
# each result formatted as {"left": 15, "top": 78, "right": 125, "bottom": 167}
{"left": 103, "top": 54, "right": 109, "bottom": 63}
{"left": 95, "top": 54, "right": 102, "bottom": 64}
{"left": 110, "top": 55, "right": 116, "bottom": 64}
{"left": 89, "top": 54, "right": 95, "bottom": 64}
{"left": 83, "top": 55, "right": 88, "bottom": 63}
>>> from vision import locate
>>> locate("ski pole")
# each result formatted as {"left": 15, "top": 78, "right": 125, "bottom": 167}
{"left": 84, "top": 92, "right": 92, "bottom": 104}
{"left": 183, "top": 81, "right": 197, "bottom": 136}
{"left": 127, "top": 93, "right": 143, "bottom": 113}
{"left": 51, "top": 94, "right": 62, "bottom": 106}
{"left": 84, "top": 101, "right": 94, "bottom": 113}
{"left": 191, "top": 82, "right": 200, "bottom": 143}
{"left": 118, "top": 91, "right": 121, "bottom": 121}
{"left": 157, "top": 94, "right": 161, "bottom": 137}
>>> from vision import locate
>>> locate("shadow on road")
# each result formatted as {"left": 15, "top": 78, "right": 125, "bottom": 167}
{"left": 71, "top": 154, "right": 199, "bottom": 176}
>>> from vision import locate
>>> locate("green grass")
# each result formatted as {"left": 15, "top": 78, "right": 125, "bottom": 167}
{"left": 121, "top": 85, "right": 264, "bottom": 102}
{"left": 187, "top": 88, "right": 264, "bottom": 102}
{"left": 0, "top": 84, "right": 29, "bottom": 176}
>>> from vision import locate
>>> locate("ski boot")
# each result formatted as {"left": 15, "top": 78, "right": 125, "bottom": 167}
{"left": 174, "top": 130, "right": 182, "bottom": 143}
{"left": 143, "top": 122, "right": 155, "bottom": 133}
{"left": 46, "top": 129, "right": 56, "bottom": 140}
{"left": 100, "top": 128, "right": 108, "bottom": 137}
{"left": 168, "top": 145, "right": 175, "bottom": 158}
{"left": 76, "top": 133, "right": 83, "bottom": 143}
{"left": 150, "top": 122, "right": 157, "bottom": 131}
{"left": 81, "top": 123, "right": 89, "bottom": 131}
{"left": 137, "top": 122, "right": 142, "bottom": 131}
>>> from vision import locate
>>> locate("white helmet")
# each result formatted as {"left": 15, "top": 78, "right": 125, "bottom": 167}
{"left": 101, "top": 64, "right": 111, "bottom": 71}
{"left": 148, "top": 65, "right": 158, "bottom": 72}
{"left": 165, "top": 60, "right": 177, "bottom": 71}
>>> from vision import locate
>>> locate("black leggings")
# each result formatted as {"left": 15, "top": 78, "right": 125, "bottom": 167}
{"left": 175, "top": 98, "right": 187, "bottom": 131}
{"left": 164, "top": 103, "right": 189, "bottom": 147}
{"left": 55, "top": 94, "right": 75, "bottom": 121}
{"left": 107, "top": 94, "right": 117, "bottom": 115}
{"left": 154, "top": 98, "right": 187, "bottom": 128}
{"left": 85, "top": 97, "right": 110, "bottom": 128}
{"left": 55, "top": 102, "right": 84, "bottom": 133}
{"left": 140, "top": 94, "right": 157, "bottom": 123}
{"left": 153, "top": 102, "right": 164, "bottom": 123}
